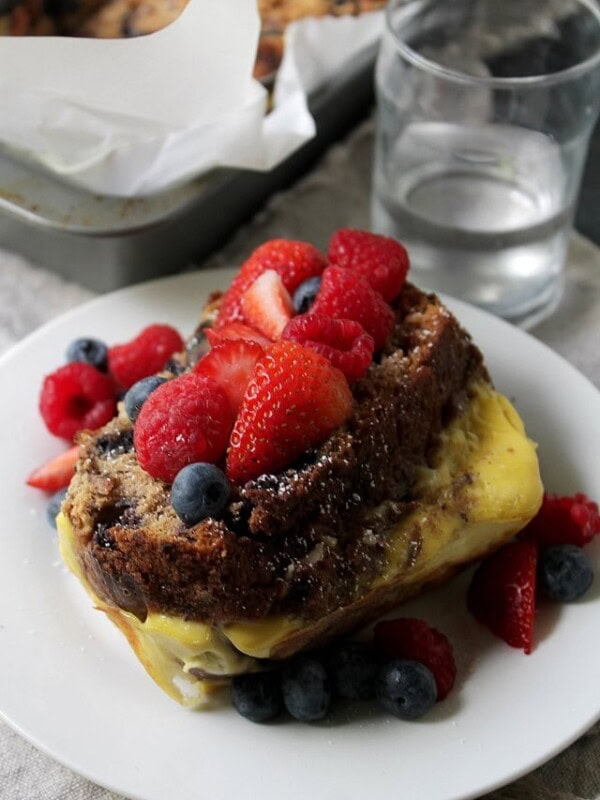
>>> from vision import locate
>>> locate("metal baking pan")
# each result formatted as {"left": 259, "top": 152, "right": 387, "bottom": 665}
{"left": 0, "top": 45, "right": 377, "bottom": 293}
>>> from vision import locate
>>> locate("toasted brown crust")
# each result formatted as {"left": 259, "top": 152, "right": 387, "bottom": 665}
{"left": 63, "top": 284, "right": 486, "bottom": 628}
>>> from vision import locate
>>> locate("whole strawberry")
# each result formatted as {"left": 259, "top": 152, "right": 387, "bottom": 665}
{"left": 328, "top": 229, "right": 409, "bottom": 302}
{"left": 216, "top": 240, "right": 326, "bottom": 329}
{"left": 467, "top": 541, "right": 538, "bottom": 654}
{"left": 226, "top": 340, "right": 353, "bottom": 485}
{"left": 310, "top": 267, "right": 395, "bottom": 351}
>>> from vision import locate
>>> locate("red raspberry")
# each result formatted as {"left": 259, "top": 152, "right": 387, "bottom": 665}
{"left": 206, "top": 323, "right": 271, "bottom": 348}
{"left": 108, "top": 324, "right": 184, "bottom": 390}
{"left": 215, "top": 240, "right": 326, "bottom": 329}
{"left": 134, "top": 372, "right": 233, "bottom": 483}
{"left": 467, "top": 541, "right": 538, "bottom": 654}
{"left": 310, "top": 267, "right": 395, "bottom": 351}
{"left": 226, "top": 340, "right": 353, "bottom": 485}
{"left": 39, "top": 363, "right": 116, "bottom": 441}
{"left": 520, "top": 492, "right": 600, "bottom": 548}
{"left": 328, "top": 229, "right": 409, "bottom": 302}
{"left": 373, "top": 618, "right": 456, "bottom": 701}
{"left": 281, "top": 314, "right": 374, "bottom": 383}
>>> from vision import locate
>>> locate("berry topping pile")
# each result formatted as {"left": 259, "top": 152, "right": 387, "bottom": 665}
{"left": 125, "top": 229, "right": 409, "bottom": 492}
{"left": 468, "top": 491, "right": 598, "bottom": 652}
{"left": 32, "top": 229, "right": 409, "bottom": 505}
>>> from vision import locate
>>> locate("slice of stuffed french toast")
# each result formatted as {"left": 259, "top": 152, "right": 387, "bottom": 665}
{"left": 58, "top": 234, "right": 543, "bottom": 706}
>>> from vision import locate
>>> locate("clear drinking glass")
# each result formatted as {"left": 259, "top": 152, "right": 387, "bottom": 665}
{"left": 372, "top": 0, "right": 600, "bottom": 322}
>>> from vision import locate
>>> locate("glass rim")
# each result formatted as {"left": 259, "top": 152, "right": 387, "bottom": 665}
{"left": 385, "top": 0, "right": 600, "bottom": 89}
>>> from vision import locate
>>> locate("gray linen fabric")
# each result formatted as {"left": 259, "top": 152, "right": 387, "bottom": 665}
{"left": 1, "top": 119, "right": 599, "bottom": 800}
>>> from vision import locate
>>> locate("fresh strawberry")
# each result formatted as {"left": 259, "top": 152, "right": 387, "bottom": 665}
{"left": 520, "top": 492, "right": 600, "bottom": 548}
{"left": 467, "top": 541, "right": 538, "bottom": 654}
{"left": 328, "top": 229, "right": 409, "bottom": 302}
{"left": 195, "top": 339, "right": 264, "bottom": 415}
{"left": 215, "top": 240, "right": 326, "bottom": 329}
{"left": 281, "top": 314, "right": 374, "bottom": 383}
{"left": 26, "top": 445, "right": 80, "bottom": 491}
{"left": 226, "top": 340, "right": 353, "bottom": 485}
{"left": 310, "top": 267, "right": 395, "bottom": 350}
{"left": 373, "top": 618, "right": 456, "bottom": 701}
{"left": 108, "top": 324, "right": 184, "bottom": 391}
{"left": 241, "top": 270, "right": 293, "bottom": 340}
{"left": 206, "top": 323, "right": 271, "bottom": 348}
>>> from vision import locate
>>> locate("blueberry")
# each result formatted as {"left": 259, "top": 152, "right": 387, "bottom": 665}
{"left": 232, "top": 671, "right": 283, "bottom": 723}
{"left": 376, "top": 660, "right": 437, "bottom": 720}
{"left": 326, "top": 641, "right": 378, "bottom": 700}
{"left": 66, "top": 337, "right": 108, "bottom": 372}
{"left": 538, "top": 544, "right": 594, "bottom": 602}
{"left": 171, "top": 463, "right": 230, "bottom": 526}
{"left": 124, "top": 376, "right": 168, "bottom": 422}
{"left": 282, "top": 656, "right": 331, "bottom": 722}
{"left": 46, "top": 488, "right": 68, "bottom": 529}
{"left": 292, "top": 277, "right": 322, "bottom": 314}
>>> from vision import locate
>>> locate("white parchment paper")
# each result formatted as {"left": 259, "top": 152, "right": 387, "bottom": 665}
{"left": 0, "top": 0, "right": 384, "bottom": 197}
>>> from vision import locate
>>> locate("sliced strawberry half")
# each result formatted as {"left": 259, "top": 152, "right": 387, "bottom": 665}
{"left": 26, "top": 445, "right": 80, "bottom": 491}
{"left": 226, "top": 340, "right": 353, "bottom": 485}
{"left": 467, "top": 541, "right": 538, "bottom": 654}
{"left": 241, "top": 270, "right": 294, "bottom": 341}
{"left": 206, "top": 322, "right": 271, "bottom": 348}
{"left": 195, "top": 339, "right": 264, "bottom": 415}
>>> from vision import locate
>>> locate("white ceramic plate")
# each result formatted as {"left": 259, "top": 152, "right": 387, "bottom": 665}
{"left": 1, "top": 270, "right": 600, "bottom": 800}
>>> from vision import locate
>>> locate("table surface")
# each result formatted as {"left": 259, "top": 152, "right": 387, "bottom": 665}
{"left": 1, "top": 118, "right": 599, "bottom": 800}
